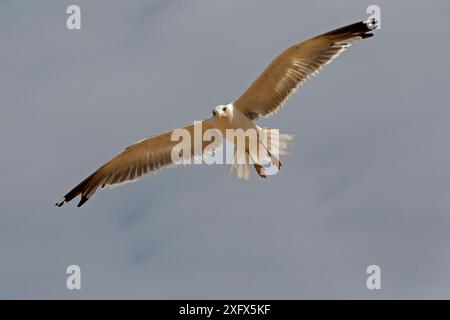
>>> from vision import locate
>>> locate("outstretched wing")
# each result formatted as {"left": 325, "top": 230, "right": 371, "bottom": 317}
{"left": 56, "top": 119, "right": 217, "bottom": 207}
{"left": 233, "top": 20, "right": 377, "bottom": 119}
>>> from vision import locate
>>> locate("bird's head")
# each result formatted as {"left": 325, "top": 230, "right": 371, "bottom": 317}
{"left": 212, "top": 104, "right": 233, "bottom": 120}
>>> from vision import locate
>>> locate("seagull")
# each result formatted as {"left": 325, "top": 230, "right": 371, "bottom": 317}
{"left": 56, "top": 20, "right": 377, "bottom": 207}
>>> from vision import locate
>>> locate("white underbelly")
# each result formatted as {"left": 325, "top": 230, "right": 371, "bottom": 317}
{"left": 207, "top": 111, "right": 259, "bottom": 143}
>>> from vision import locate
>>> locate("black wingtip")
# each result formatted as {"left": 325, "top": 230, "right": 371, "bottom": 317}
{"left": 366, "top": 18, "right": 379, "bottom": 31}
{"left": 360, "top": 33, "right": 374, "bottom": 39}
{"left": 325, "top": 19, "right": 378, "bottom": 40}
{"left": 55, "top": 198, "right": 65, "bottom": 207}
{"left": 77, "top": 196, "right": 89, "bottom": 207}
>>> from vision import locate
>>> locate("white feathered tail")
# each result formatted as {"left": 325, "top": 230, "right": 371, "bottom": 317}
{"left": 228, "top": 127, "right": 293, "bottom": 179}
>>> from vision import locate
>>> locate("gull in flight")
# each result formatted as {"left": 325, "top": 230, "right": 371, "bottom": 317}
{"left": 56, "top": 20, "right": 377, "bottom": 207}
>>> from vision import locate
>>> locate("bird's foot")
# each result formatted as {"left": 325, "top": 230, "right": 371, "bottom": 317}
{"left": 254, "top": 164, "right": 267, "bottom": 178}
{"left": 271, "top": 156, "right": 282, "bottom": 170}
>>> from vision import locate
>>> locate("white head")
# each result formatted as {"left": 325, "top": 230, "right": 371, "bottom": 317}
{"left": 212, "top": 103, "right": 233, "bottom": 120}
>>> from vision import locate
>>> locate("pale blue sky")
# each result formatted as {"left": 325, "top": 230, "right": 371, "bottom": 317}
{"left": 0, "top": 0, "right": 449, "bottom": 298}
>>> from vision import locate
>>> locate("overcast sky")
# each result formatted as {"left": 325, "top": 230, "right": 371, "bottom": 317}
{"left": 1, "top": 0, "right": 449, "bottom": 299}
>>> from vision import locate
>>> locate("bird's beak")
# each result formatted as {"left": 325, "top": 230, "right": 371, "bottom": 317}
{"left": 213, "top": 110, "right": 223, "bottom": 119}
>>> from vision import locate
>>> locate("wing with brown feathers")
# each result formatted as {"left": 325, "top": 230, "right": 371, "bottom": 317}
{"left": 233, "top": 20, "right": 377, "bottom": 119}
{"left": 56, "top": 119, "right": 216, "bottom": 207}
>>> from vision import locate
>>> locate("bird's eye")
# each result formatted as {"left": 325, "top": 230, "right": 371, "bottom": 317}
{"left": 222, "top": 106, "right": 227, "bottom": 112}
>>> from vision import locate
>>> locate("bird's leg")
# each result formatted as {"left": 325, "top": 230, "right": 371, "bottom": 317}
{"left": 271, "top": 156, "right": 282, "bottom": 170}
{"left": 253, "top": 164, "right": 267, "bottom": 178}
{"left": 266, "top": 150, "right": 282, "bottom": 170}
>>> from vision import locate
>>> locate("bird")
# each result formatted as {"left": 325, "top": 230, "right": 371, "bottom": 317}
{"left": 56, "top": 19, "right": 378, "bottom": 207}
